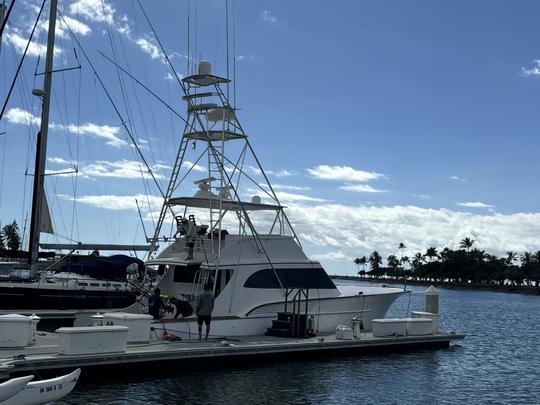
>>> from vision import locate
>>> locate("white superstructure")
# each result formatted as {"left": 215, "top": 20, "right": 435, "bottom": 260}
{"left": 124, "top": 61, "right": 404, "bottom": 338}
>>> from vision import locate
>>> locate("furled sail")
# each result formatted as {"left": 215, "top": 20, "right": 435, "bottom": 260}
{"left": 40, "top": 193, "right": 54, "bottom": 234}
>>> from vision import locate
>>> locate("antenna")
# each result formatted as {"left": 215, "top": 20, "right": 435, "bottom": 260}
{"left": 225, "top": 0, "right": 230, "bottom": 103}
{"left": 233, "top": 0, "right": 236, "bottom": 110}
{"left": 187, "top": 0, "right": 190, "bottom": 75}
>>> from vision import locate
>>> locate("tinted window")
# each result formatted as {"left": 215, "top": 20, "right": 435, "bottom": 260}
{"left": 173, "top": 264, "right": 202, "bottom": 283}
{"left": 244, "top": 268, "right": 336, "bottom": 289}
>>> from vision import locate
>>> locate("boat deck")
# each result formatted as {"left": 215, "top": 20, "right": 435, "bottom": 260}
{"left": 0, "top": 330, "right": 464, "bottom": 380}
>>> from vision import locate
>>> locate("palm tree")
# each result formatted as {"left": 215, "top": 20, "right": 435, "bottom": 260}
{"left": 398, "top": 242, "right": 406, "bottom": 261}
{"left": 354, "top": 257, "right": 362, "bottom": 272}
{"left": 400, "top": 255, "right": 410, "bottom": 269}
{"left": 424, "top": 246, "right": 438, "bottom": 262}
{"left": 412, "top": 252, "right": 424, "bottom": 269}
{"left": 520, "top": 252, "right": 533, "bottom": 266}
{"left": 387, "top": 255, "right": 399, "bottom": 270}
{"left": 2, "top": 221, "right": 21, "bottom": 251}
{"left": 369, "top": 251, "right": 382, "bottom": 272}
{"left": 359, "top": 256, "right": 367, "bottom": 271}
{"left": 521, "top": 252, "right": 533, "bottom": 286}
{"left": 506, "top": 251, "right": 517, "bottom": 266}
{"left": 459, "top": 237, "right": 475, "bottom": 252}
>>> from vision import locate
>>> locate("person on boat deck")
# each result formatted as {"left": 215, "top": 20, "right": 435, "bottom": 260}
{"left": 182, "top": 218, "right": 197, "bottom": 260}
{"left": 174, "top": 216, "right": 183, "bottom": 238}
{"left": 148, "top": 288, "right": 163, "bottom": 320}
{"left": 196, "top": 283, "right": 215, "bottom": 339}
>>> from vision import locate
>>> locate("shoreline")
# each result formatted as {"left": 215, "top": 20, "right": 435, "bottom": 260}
{"left": 330, "top": 275, "right": 540, "bottom": 295}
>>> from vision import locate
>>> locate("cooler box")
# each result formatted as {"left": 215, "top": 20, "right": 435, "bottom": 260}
{"left": 411, "top": 311, "right": 439, "bottom": 334}
{"left": 102, "top": 312, "right": 153, "bottom": 343}
{"left": 57, "top": 326, "right": 128, "bottom": 355}
{"left": 0, "top": 314, "right": 31, "bottom": 348}
{"left": 406, "top": 318, "right": 433, "bottom": 336}
{"left": 372, "top": 318, "right": 407, "bottom": 337}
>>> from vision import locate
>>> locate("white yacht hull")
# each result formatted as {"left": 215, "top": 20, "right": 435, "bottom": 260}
{"left": 155, "top": 287, "right": 403, "bottom": 340}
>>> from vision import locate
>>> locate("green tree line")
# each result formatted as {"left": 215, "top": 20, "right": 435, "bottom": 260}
{"left": 353, "top": 238, "right": 540, "bottom": 287}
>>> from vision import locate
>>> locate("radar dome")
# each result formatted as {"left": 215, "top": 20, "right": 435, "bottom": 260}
{"left": 198, "top": 60, "right": 211, "bottom": 75}
{"left": 251, "top": 195, "right": 261, "bottom": 204}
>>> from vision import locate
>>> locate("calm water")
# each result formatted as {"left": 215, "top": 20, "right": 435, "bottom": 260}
{"left": 59, "top": 281, "right": 539, "bottom": 404}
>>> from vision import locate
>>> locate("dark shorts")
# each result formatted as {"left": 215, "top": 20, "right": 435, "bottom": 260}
{"left": 197, "top": 315, "right": 211, "bottom": 326}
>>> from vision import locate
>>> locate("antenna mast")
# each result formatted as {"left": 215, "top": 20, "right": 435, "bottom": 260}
{"left": 28, "top": 0, "right": 58, "bottom": 274}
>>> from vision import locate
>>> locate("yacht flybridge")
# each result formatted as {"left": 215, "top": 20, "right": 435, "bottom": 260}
{"left": 122, "top": 61, "right": 405, "bottom": 338}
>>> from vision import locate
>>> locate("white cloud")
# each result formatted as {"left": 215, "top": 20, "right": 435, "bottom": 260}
{"left": 48, "top": 157, "right": 73, "bottom": 165}
{"left": 412, "top": 194, "right": 432, "bottom": 200}
{"left": 457, "top": 201, "right": 495, "bottom": 209}
{"left": 275, "top": 191, "right": 326, "bottom": 203}
{"left": 182, "top": 161, "right": 207, "bottom": 173}
{"left": 287, "top": 203, "right": 540, "bottom": 263}
{"left": 261, "top": 10, "right": 277, "bottom": 24}
{"left": 522, "top": 60, "right": 540, "bottom": 76}
{"left": 245, "top": 165, "right": 296, "bottom": 178}
{"left": 275, "top": 169, "right": 296, "bottom": 178}
{"left": 274, "top": 184, "right": 311, "bottom": 191}
{"left": 37, "top": 15, "right": 91, "bottom": 39}
{"left": 62, "top": 194, "right": 163, "bottom": 211}
{"left": 307, "top": 165, "right": 385, "bottom": 182}
{"left": 60, "top": 123, "right": 126, "bottom": 148}
{"left": 449, "top": 175, "right": 467, "bottom": 182}
{"left": 80, "top": 160, "right": 166, "bottom": 180}
{"left": 135, "top": 37, "right": 163, "bottom": 61}
{"left": 260, "top": 10, "right": 286, "bottom": 30}
{"left": 5, "top": 107, "right": 40, "bottom": 126}
{"left": 6, "top": 107, "right": 126, "bottom": 148}
{"left": 311, "top": 251, "right": 351, "bottom": 262}
{"left": 340, "top": 184, "right": 388, "bottom": 193}
{"left": 58, "top": 15, "right": 92, "bottom": 37}
{"left": 3, "top": 31, "right": 63, "bottom": 58}
{"left": 69, "top": 0, "right": 115, "bottom": 24}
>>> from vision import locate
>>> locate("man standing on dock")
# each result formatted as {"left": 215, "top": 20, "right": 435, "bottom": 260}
{"left": 196, "top": 283, "right": 215, "bottom": 339}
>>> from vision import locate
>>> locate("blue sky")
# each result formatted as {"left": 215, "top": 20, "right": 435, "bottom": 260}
{"left": 2, "top": 0, "right": 540, "bottom": 274}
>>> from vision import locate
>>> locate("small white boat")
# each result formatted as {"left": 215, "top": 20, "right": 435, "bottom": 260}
{"left": 1, "top": 368, "right": 81, "bottom": 405}
{"left": 0, "top": 375, "right": 33, "bottom": 402}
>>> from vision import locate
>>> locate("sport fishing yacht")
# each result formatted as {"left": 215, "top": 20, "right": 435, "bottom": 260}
{"left": 123, "top": 61, "right": 405, "bottom": 338}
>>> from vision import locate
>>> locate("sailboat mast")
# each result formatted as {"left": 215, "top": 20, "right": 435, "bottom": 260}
{"left": 28, "top": 0, "right": 57, "bottom": 274}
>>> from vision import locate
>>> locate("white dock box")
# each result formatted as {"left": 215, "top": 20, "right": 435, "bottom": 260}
{"left": 57, "top": 326, "right": 129, "bottom": 355}
{"left": 0, "top": 314, "right": 31, "bottom": 348}
{"left": 372, "top": 318, "right": 407, "bottom": 337}
{"left": 102, "top": 312, "right": 153, "bottom": 343}
{"left": 406, "top": 318, "right": 433, "bottom": 336}
{"left": 411, "top": 311, "right": 439, "bottom": 334}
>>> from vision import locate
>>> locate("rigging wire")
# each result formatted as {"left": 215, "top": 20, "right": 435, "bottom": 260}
{"left": 102, "top": 0, "right": 164, "bottom": 233}
{"left": 0, "top": 0, "right": 16, "bottom": 39}
{"left": 0, "top": 0, "right": 46, "bottom": 122}
{"left": 97, "top": 51, "right": 186, "bottom": 122}
{"left": 57, "top": 9, "right": 166, "bottom": 199}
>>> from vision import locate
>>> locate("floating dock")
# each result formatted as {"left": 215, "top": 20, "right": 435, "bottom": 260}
{"left": 0, "top": 330, "right": 464, "bottom": 380}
